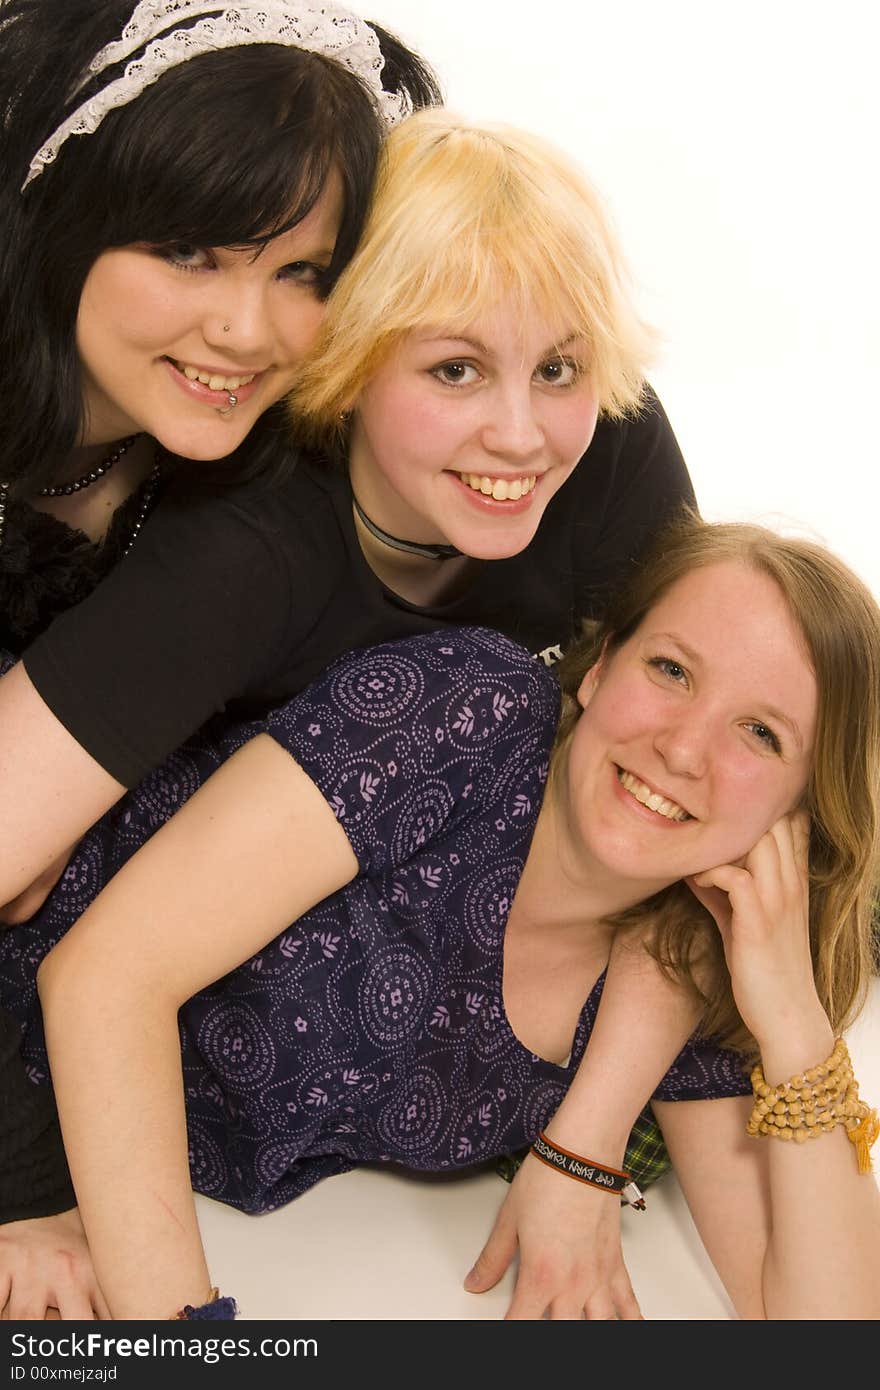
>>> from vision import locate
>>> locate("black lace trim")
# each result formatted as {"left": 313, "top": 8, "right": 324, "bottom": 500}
{"left": 0, "top": 480, "right": 159, "bottom": 654}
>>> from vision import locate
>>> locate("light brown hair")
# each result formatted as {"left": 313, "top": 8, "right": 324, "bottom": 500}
{"left": 555, "top": 509, "right": 880, "bottom": 1058}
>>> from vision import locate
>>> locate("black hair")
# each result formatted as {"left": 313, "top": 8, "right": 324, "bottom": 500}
{"left": 0, "top": 0, "right": 442, "bottom": 489}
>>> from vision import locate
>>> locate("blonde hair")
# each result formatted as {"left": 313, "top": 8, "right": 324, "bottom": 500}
{"left": 289, "top": 108, "right": 656, "bottom": 444}
{"left": 555, "top": 509, "right": 880, "bottom": 1059}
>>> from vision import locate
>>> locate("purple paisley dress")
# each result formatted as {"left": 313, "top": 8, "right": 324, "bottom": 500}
{"left": 0, "top": 629, "right": 749, "bottom": 1215}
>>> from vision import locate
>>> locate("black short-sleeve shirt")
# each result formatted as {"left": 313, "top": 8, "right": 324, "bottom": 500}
{"left": 24, "top": 388, "right": 694, "bottom": 786}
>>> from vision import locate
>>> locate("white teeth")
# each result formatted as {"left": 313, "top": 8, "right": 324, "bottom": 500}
{"left": 459, "top": 473, "right": 537, "bottom": 501}
{"left": 176, "top": 362, "right": 256, "bottom": 391}
{"left": 617, "top": 769, "right": 690, "bottom": 822}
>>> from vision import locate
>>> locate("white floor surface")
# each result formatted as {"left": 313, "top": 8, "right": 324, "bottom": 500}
{"left": 195, "top": 977, "right": 880, "bottom": 1321}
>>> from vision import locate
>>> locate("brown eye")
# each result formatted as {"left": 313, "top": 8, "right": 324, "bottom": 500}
{"left": 534, "top": 358, "right": 579, "bottom": 386}
{"left": 430, "top": 360, "right": 480, "bottom": 387}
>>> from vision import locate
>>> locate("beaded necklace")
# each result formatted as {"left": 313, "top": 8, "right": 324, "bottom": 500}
{"left": 36, "top": 434, "right": 139, "bottom": 497}
{"left": 0, "top": 436, "right": 161, "bottom": 555}
{"left": 123, "top": 454, "right": 162, "bottom": 555}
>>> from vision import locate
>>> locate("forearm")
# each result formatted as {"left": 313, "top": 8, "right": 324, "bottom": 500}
{"left": 661, "top": 1017, "right": 880, "bottom": 1320}
{"left": 39, "top": 960, "right": 210, "bottom": 1320}
{"left": 546, "top": 930, "right": 701, "bottom": 1159}
{"left": 32, "top": 734, "right": 357, "bottom": 1317}
{"left": 757, "top": 1014, "right": 880, "bottom": 1320}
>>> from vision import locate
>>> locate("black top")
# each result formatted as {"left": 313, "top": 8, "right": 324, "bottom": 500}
{"left": 24, "top": 388, "right": 694, "bottom": 787}
{"left": 0, "top": 387, "right": 692, "bottom": 1222}
{"left": 0, "top": 474, "right": 159, "bottom": 655}
{"left": 0, "top": 1009, "right": 75, "bottom": 1223}
{"left": 0, "top": 479, "right": 163, "bottom": 1228}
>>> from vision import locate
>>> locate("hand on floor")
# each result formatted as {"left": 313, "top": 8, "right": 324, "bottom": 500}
{"left": 0, "top": 1207, "right": 109, "bottom": 1320}
{"left": 464, "top": 1149, "right": 643, "bottom": 1319}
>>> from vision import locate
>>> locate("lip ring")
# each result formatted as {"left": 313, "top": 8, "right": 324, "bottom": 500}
{"left": 163, "top": 357, "right": 262, "bottom": 408}
{"left": 168, "top": 355, "right": 262, "bottom": 382}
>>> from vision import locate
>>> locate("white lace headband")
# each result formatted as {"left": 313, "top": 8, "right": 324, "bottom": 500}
{"left": 23, "top": 1, "right": 411, "bottom": 190}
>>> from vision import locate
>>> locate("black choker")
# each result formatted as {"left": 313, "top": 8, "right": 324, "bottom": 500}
{"left": 352, "top": 494, "right": 462, "bottom": 561}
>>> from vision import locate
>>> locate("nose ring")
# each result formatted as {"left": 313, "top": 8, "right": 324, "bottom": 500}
{"left": 223, "top": 323, "right": 231, "bottom": 332}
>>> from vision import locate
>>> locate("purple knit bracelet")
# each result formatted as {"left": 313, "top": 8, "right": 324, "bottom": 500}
{"left": 172, "top": 1288, "right": 238, "bottom": 1320}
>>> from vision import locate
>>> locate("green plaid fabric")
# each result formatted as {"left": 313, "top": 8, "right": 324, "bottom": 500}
{"left": 496, "top": 1104, "right": 672, "bottom": 1193}
{"left": 621, "top": 1104, "right": 672, "bottom": 1189}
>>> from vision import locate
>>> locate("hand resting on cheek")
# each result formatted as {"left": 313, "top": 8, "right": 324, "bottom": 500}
{"left": 685, "top": 811, "right": 821, "bottom": 1046}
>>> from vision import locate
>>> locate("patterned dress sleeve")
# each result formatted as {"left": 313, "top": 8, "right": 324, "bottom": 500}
{"left": 265, "top": 627, "right": 561, "bottom": 875}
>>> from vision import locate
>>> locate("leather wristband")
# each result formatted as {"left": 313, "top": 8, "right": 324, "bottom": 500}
{"left": 531, "top": 1131, "right": 646, "bottom": 1210}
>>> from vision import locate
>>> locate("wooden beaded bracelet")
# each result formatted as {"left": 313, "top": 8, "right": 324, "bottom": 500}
{"left": 747, "top": 1037, "right": 879, "bottom": 1172}
{"left": 531, "top": 1132, "right": 646, "bottom": 1210}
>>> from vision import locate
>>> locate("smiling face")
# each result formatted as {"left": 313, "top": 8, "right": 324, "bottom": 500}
{"left": 561, "top": 560, "right": 818, "bottom": 892}
{"left": 347, "top": 299, "right": 600, "bottom": 560}
{"left": 75, "top": 170, "right": 344, "bottom": 459}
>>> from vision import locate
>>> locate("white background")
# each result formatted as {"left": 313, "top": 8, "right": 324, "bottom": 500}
{"left": 201, "top": 4, "right": 880, "bottom": 1316}
{"left": 370, "top": 0, "right": 879, "bottom": 597}
{"left": 201, "top": 2, "right": 880, "bottom": 1319}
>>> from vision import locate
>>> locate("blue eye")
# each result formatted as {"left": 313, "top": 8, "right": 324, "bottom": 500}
{"left": 278, "top": 261, "right": 325, "bottom": 287}
{"left": 157, "top": 243, "right": 212, "bottom": 272}
{"left": 648, "top": 656, "right": 688, "bottom": 684}
{"left": 746, "top": 722, "right": 781, "bottom": 753}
